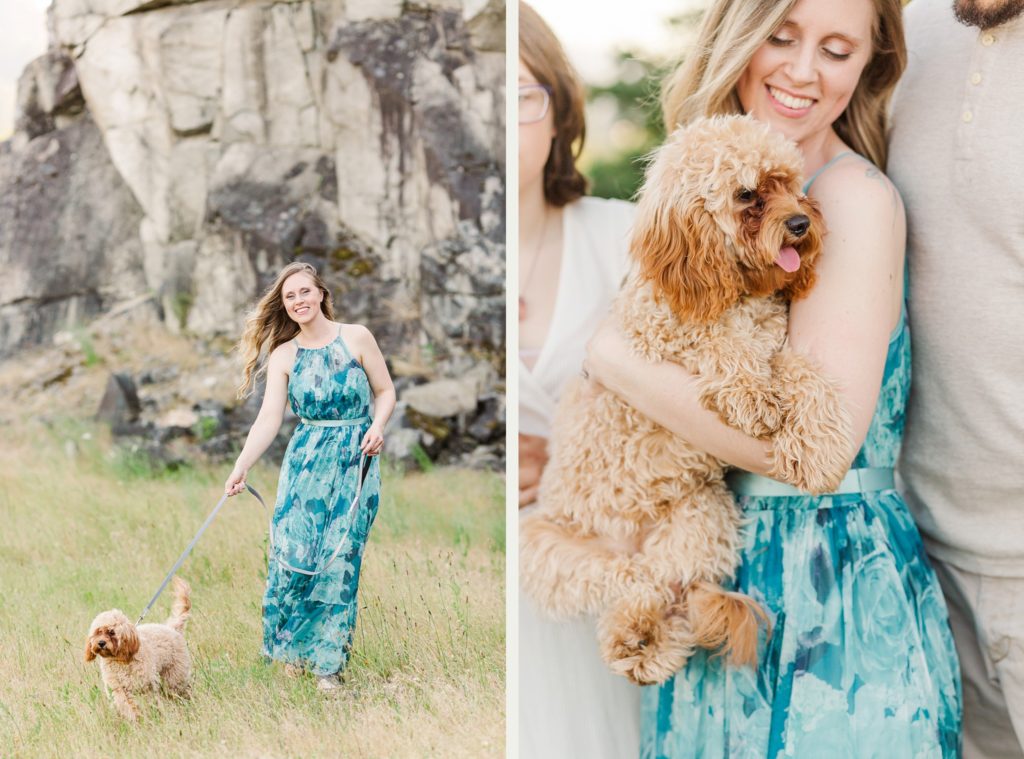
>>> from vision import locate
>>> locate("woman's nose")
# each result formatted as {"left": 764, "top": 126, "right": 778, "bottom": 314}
{"left": 785, "top": 44, "right": 818, "bottom": 86}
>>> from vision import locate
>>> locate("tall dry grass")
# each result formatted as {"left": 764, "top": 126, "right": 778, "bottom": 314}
{"left": 0, "top": 419, "right": 505, "bottom": 758}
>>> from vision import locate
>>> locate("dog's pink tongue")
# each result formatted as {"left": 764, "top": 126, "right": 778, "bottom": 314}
{"left": 776, "top": 246, "right": 801, "bottom": 272}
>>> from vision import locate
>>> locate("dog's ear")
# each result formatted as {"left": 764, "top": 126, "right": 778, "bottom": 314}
{"left": 782, "top": 196, "right": 825, "bottom": 301}
{"left": 633, "top": 194, "right": 743, "bottom": 323}
{"left": 84, "top": 635, "right": 96, "bottom": 662}
{"left": 115, "top": 622, "right": 140, "bottom": 662}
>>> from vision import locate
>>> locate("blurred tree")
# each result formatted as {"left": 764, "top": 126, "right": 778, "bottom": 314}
{"left": 583, "top": 53, "right": 665, "bottom": 201}
{"left": 582, "top": 9, "right": 703, "bottom": 200}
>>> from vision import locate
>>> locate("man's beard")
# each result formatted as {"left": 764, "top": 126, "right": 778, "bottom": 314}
{"left": 954, "top": 0, "right": 1024, "bottom": 28}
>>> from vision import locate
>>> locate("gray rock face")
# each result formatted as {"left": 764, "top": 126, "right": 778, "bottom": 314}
{"left": 0, "top": 0, "right": 505, "bottom": 469}
{"left": 0, "top": 111, "right": 147, "bottom": 354}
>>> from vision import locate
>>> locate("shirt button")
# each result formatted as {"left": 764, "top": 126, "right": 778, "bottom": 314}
{"left": 982, "top": 33, "right": 996, "bottom": 46}
{"left": 971, "top": 72, "right": 982, "bottom": 85}
{"left": 963, "top": 110, "right": 974, "bottom": 123}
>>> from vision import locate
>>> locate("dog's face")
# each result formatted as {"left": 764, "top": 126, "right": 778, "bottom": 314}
{"left": 632, "top": 114, "right": 825, "bottom": 323}
{"left": 84, "top": 610, "right": 139, "bottom": 663}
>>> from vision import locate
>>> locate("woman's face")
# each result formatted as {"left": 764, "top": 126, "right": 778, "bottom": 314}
{"left": 281, "top": 272, "right": 322, "bottom": 325}
{"left": 736, "top": 0, "right": 875, "bottom": 148}
{"left": 519, "top": 58, "right": 555, "bottom": 195}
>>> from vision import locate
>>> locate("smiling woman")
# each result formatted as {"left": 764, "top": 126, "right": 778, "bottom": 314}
{"left": 575, "top": 0, "right": 964, "bottom": 755}
{"left": 227, "top": 261, "right": 396, "bottom": 692}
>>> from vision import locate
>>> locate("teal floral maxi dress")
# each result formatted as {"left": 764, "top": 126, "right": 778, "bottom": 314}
{"left": 642, "top": 159, "right": 962, "bottom": 757}
{"left": 641, "top": 304, "right": 962, "bottom": 758}
{"left": 262, "top": 327, "right": 381, "bottom": 677}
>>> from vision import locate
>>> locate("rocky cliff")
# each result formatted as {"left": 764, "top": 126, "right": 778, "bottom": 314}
{"left": 0, "top": 0, "right": 506, "bottom": 468}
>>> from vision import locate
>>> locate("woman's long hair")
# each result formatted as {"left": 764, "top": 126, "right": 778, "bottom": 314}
{"left": 661, "top": 0, "right": 906, "bottom": 169}
{"left": 236, "top": 262, "right": 335, "bottom": 398}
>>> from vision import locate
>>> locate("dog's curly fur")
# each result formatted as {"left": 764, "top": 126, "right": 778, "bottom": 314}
{"left": 520, "top": 115, "right": 853, "bottom": 685}
{"left": 84, "top": 576, "right": 192, "bottom": 720}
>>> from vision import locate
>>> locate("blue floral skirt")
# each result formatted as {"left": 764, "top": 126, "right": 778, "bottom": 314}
{"left": 262, "top": 427, "right": 381, "bottom": 677}
{"left": 641, "top": 490, "right": 961, "bottom": 758}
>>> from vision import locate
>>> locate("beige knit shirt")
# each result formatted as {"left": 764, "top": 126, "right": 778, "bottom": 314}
{"left": 889, "top": 0, "right": 1024, "bottom": 575}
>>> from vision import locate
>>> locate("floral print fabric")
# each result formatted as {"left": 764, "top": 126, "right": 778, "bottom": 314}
{"left": 262, "top": 329, "right": 380, "bottom": 676}
{"left": 642, "top": 312, "right": 962, "bottom": 757}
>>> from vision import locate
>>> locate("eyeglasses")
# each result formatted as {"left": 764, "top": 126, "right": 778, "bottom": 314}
{"left": 519, "top": 83, "right": 552, "bottom": 124}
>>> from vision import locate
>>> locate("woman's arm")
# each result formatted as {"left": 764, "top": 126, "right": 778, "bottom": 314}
{"left": 225, "top": 345, "right": 292, "bottom": 495}
{"left": 351, "top": 325, "right": 396, "bottom": 456}
{"left": 586, "top": 162, "right": 905, "bottom": 480}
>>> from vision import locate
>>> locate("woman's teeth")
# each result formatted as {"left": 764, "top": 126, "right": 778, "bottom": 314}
{"left": 769, "top": 86, "right": 814, "bottom": 110}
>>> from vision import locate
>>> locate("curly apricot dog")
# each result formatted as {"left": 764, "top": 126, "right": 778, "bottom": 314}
{"left": 520, "top": 115, "right": 852, "bottom": 685}
{"left": 84, "top": 577, "right": 192, "bottom": 720}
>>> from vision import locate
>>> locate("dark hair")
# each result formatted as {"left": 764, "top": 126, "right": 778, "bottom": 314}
{"left": 519, "top": 1, "right": 588, "bottom": 205}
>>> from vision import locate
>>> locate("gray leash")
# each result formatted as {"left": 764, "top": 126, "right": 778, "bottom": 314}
{"left": 136, "top": 484, "right": 269, "bottom": 625}
{"left": 135, "top": 454, "right": 370, "bottom": 624}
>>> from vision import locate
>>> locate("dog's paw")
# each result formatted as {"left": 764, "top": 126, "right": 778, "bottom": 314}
{"left": 704, "top": 385, "right": 784, "bottom": 438}
{"left": 599, "top": 598, "right": 695, "bottom": 685}
{"left": 746, "top": 392, "right": 784, "bottom": 438}
{"left": 771, "top": 422, "right": 852, "bottom": 494}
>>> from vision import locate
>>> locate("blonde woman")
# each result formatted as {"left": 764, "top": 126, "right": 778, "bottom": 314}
{"left": 584, "top": 0, "right": 962, "bottom": 754}
{"left": 518, "top": 2, "right": 641, "bottom": 756}
{"left": 225, "top": 262, "right": 395, "bottom": 691}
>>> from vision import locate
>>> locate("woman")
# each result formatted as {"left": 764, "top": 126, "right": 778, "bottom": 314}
{"left": 518, "top": 2, "right": 642, "bottom": 756}
{"left": 584, "top": 0, "right": 962, "bottom": 755}
{"left": 225, "top": 261, "right": 395, "bottom": 692}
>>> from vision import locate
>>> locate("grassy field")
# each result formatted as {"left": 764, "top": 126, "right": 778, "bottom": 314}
{"left": 0, "top": 420, "right": 505, "bottom": 758}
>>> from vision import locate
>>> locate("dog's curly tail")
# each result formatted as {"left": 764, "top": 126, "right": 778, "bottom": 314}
{"left": 686, "top": 580, "right": 770, "bottom": 667}
{"left": 167, "top": 576, "right": 192, "bottom": 633}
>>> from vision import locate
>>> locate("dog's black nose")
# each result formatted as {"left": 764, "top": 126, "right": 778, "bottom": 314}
{"left": 786, "top": 215, "right": 810, "bottom": 237}
{"left": 97, "top": 640, "right": 106, "bottom": 648}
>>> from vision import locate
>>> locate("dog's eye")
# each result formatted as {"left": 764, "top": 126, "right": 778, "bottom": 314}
{"left": 737, "top": 188, "right": 756, "bottom": 203}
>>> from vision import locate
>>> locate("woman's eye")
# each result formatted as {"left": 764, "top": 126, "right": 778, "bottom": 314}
{"left": 822, "top": 47, "right": 851, "bottom": 61}
{"left": 768, "top": 35, "right": 794, "bottom": 46}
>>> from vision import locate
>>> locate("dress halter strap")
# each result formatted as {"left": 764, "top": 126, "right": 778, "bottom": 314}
{"left": 803, "top": 151, "right": 857, "bottom": 193}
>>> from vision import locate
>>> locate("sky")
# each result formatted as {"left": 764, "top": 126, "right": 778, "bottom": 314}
{"left": 526, "top": 0, "right": 705, "bottom": 84}
{"left": 0, "top": 0, "right": 50, "bottom": 140}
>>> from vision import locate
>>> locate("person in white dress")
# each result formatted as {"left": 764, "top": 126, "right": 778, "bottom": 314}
{"left": 518, "top": 4, "right": 640, "bottom": 756}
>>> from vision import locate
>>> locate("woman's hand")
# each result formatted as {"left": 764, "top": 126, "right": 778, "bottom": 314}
{"left": 519, "top": 433, "right": 549, "bottom": 508}
{"left": 225, "top": 465, "right": 248, "bottom": 497}
{"left": 584, "top": 317, "right": 634, "bottom": 395}
{"left": 360, "top": 423, "right": 385, "bottom": 456}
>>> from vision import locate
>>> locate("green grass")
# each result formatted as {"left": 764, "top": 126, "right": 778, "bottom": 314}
{"left": 0, "top": 422, "right": 505, "bottom": 758}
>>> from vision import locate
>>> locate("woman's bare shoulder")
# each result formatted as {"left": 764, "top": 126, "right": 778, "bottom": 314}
{"left": 340, "top": 322, "right": 373, "bottom": 339}
{"left": 811, "top": 156, "right": 905, "bottom": 253}
{"left": 268, "top": 339, "right": 298, "bottom": 370}
{"left": 340, "top": 323, "right": 379, "bottom": 353}
{"left": 812, "top": 156, "right": 904, "bottom": 221}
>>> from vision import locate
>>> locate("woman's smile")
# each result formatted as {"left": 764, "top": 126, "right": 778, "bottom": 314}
{"left": 766, "top": 84, "right": 816, "bottom": 115}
